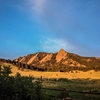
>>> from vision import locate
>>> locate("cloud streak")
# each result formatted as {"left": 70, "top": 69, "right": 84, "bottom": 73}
{"left": 29, "top": 0, "right": 47, "bottom": 14}
{"left": 15, "top": 0, "right": 100, "bottom": 57}
{"left": 40, "top": 37, "right": 75, "bottom": 53}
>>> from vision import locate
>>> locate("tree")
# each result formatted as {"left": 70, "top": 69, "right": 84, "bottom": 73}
{"left": 2, "top": 65, "right": 12, "bottom": 76}
{"left": 25, "top": 64, "right": 28, "bottom": 69}
{"left": 0, "top": 65, "right": 47, "bottom": 100}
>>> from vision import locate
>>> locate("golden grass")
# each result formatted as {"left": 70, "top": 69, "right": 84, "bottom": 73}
{"left": 3, "top": 63, "right": 100, "bottom": 79}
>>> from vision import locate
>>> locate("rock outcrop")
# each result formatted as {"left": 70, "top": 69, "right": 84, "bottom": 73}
{"left": 14, "top": 49, "right": 100, "bottom": 71}
{"left": 56, "top": 49, "right": 67, "bottom": 62}
{"left": 27, "top": 53, "right": 39, "bottom": 65}
{"left": 40, "top": 53, "right": 53, "bottom": 63}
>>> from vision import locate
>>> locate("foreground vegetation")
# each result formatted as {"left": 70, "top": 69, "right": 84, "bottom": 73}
{"left": 42, "top": 78, "right": 100, "bottom": 100}
{"left": 0, "top": 64, "right": 100, "bottom": 100}
{"left": 0, "top": 65, "right": 48, "bottom": 100}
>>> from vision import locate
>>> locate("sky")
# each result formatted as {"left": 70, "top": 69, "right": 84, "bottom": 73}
{"left": 0, "top": 0, "right": 100, "bottom": 59}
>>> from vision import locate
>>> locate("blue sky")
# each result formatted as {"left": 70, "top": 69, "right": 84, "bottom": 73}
{"left": 0, "top": 0, "right": 100, "bottom": 59}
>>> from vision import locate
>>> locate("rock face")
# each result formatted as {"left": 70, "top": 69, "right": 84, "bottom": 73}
{"left": 15, "top": 49, "right": 100, "bottom": 71}
{"left": 15, "top": 57, "right": 22, "bottom": 62}
{"left": 19, "top": 56, "right": 26, "bottom": 62}
{"left": 27, "top": 53, "right": 39, "bottom": 65}
{"left": 40, "top": 53, "right": 53, "bottom": 63}
{"left": 56, "top": 49, "right": 67, "bottom": 62}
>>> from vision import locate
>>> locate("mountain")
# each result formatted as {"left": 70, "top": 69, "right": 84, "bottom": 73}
{"left": 14, "top": 49, "right": 100, "bottom": 72}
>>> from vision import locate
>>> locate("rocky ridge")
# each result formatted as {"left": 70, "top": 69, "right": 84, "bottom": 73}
{"left": 14, "top": 49, "right": 100, "bottom": 71}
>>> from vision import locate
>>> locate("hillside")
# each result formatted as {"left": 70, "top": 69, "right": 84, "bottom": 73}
{"left": 2, "top": 63, "right": 100, "bottom": 79}
{"left": 14, "top": 49, "right": 100, "bottom": 72}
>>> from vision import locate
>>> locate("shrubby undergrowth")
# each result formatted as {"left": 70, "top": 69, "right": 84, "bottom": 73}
{"left": 0, "top": 65, "right": 48, "bottom": 100}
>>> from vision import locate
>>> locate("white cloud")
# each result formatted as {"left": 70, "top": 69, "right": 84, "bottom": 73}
{"left": 29, "top": 0, "right": 47, "bottom": 14}
{"left": 40, "top": 37, "right": 75, "bottom": 52}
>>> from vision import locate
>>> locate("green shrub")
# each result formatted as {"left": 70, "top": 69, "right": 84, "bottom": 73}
{"left": 57, "top": 78, "right": 69, "bottom": 82}
{"left": 0, "top": 65, "right": 47, "bottom": 100}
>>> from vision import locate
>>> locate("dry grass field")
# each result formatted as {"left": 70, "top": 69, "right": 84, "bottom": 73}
{"left": 3, "top": 63, "right": 100, "bottom": 79}
{"left": 1, "top": 63, "right": 100, "bottom": 100}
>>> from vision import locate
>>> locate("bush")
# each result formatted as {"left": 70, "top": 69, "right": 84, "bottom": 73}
{"left": 0, "top": 65, "right": 47, "bottom": 100}
{"left": 57, "top": 78, "right": 69, "bottom": 82}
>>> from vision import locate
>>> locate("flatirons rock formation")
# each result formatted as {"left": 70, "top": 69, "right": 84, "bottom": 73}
{"left": 56, "top": 49, "right": 68, "bottom": 62}
{"left": 14, "top": 49, "right": 100, "bottom": 71}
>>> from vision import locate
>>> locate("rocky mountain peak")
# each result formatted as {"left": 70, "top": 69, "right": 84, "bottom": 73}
{"left": 56, "top": 49, "right": 67, "bottom": 62}
{"left": 14, "top": 49, "right": 100, "bottom": 72}
{"left": 59, "top": 49, "right": 66, "bottom": 53}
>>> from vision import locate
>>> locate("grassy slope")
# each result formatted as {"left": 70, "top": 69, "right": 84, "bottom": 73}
{"left": 3, "top": 63, "right": 100, "bottom": 79}
{"left": 42, "top": 79, "right": 100, "bottom": 100}
{"left": 2, "top": 63, "right": 100, "bottom": 100}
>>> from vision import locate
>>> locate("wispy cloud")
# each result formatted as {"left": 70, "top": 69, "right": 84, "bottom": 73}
{"left": 29, "top": 0, "right": 47, "bottom": 14}
{"left": 14, "top": 0, "right": 100, "bottom": 57}
{"left": 40, "top": 37, "right": 75, "bottom": 52}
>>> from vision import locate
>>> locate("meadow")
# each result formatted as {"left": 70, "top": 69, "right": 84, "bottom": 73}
{"left": 1, "top": 63, "right": 100, "bottom": 100}
{"left": 41, "top": 78, "right": 100, "bottom": 100}
{"left": 8, "top": 63, "right": 100, "bottom": 79}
